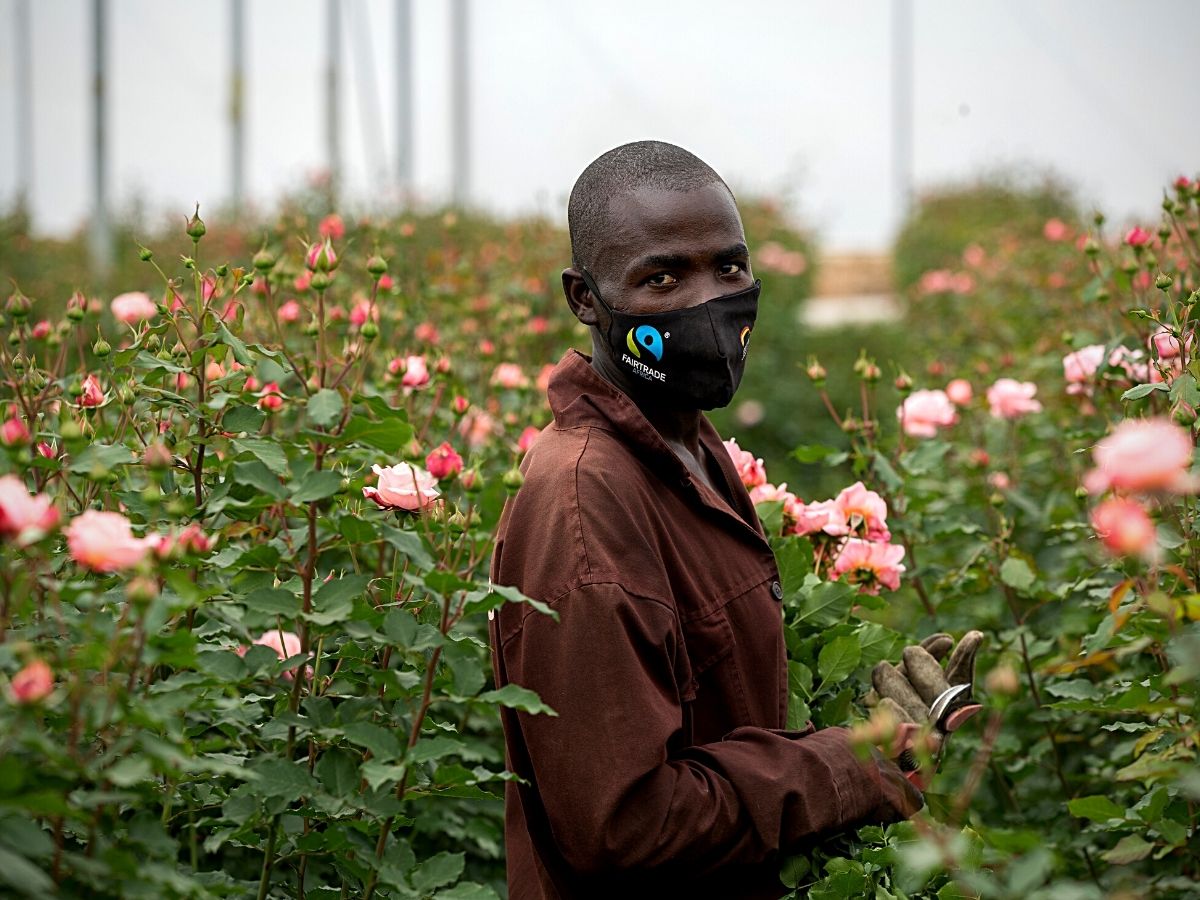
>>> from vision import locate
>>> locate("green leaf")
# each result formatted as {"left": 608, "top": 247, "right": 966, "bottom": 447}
{"left": 477, "top": 684, "right": 557, "bottom": 716}
{"left": 795, "top": 576, "right": 855, "bottom": 626}
{"left": 1067, "top": 795, "right": 1125, "bottom": 822}
{"left": 816, "top": 634, "right": 861, "bottom": 687}
{"left": 232, "top": 438, "right": 289, "bottom": 477}
{"left": 999, "top": 557, "right": 1036, "bottom": 593}
{"left": 899, "top": 440, "right": 951, "bottom": 476}
{"left": 105, "top": 756, "right": 153, "bottom": 787}
{"left": 290, "top": 470, "right": 343, "bottom": 503}
{"left": 315, "top": 574, "right": 370, "bottom": 609}
{"left": 0, "top": 844, "right": 55, "bottom": 895}
{"left": 315, "top": 749, "right": 359, "bottom": 798}
{"left": 1101, "top": 834, "right": 1154, "bottom": 864}
{"left": 408, "top": 736, "right": 467, "bottom": 765}
{"left": 1120, "top": 382, "right": 1169, "bottom": 401}
{"left": 244, "top": 587, "right": 300, "bottom": 616}
{"left": 411, "top": 851, "right": 465, "bottom": 895}
{"left": 250, "top": 759, "right": 317, "bottom": 801}
{"left": 306, "top": 389, "right": 344, "bottom": 428}
{"left": 434, "top": 883, "right": 501, "bottom": 900}
{"left": 67, "top": 442, "right": 134, "bottom": 475}
{"left": 222, "top": 404, "right": 266, "bottom": 434}
{"left": 342, "top": 415, "right": 413, "bottom": 453}
{"left": 215, "top": 321, "right": 253, "bottom": 365}
{"left": 792, "top": 444, "right": 840, "bottom": 464}
{"left": 775, "top": 540, "right": 814, "bottom": 599}
{"left": 1168, "top": 372, "right": 1200, "bottom": 407}
{"left": 343, "top": 722, "right": 403, "bottom": 762}
{"left": 232, "top": 460, "right": 286, "bottom": 499}
{"left": 381, "top": 524, "right": 434, "bottom": 570}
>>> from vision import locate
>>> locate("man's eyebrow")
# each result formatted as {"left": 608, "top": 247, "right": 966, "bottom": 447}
{"left": 715, "top": 242, "right": 750, "bottom": 260}
{"left": 627, "top": 243, "right": 749, "bottom": 273}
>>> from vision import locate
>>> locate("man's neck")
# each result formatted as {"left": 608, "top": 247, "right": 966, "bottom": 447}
{"left": 589, "top": 352, "right": 705, "bottom": 464}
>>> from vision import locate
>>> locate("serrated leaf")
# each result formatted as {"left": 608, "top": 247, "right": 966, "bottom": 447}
{"left": 215, "top": 321, "right": 253, "bottom": 365}
{"left": 816, "top": 634, "right": 861, "bottom": 687}
{"left": 795, "top": 576, "right": 855, "bottom": 626}
{"left": 306, "top": 389, "right": 344, "bottom": 428}
{"left": 408, "top": 736, "right": 467, "bottom": 765}
{"left": 290, "top": 470, "right": 343, "bottom": 503}
{"left": 1101, "top": 834, "right": 1153, "bottom": 864}
{"left": 999, "top": 557, "right": 1035, "bottom": 593}
{"left": 67, "top": 443, "right": 134, "bottom": 474}
{"left": 233, "top": 460, "right": 286, "bottom": 499}
{"left": 315, "top": 749, "right": 359, "bottom": 798}
{"left": 342, "top": 415, "right": 413, "bottom": 453}
{"left": 232, "top": 438, "right": 289, "bottom": 477}
{"left": 343, "top": 722, "right": 403, "bottom": 762}
{"left": 1067, "top": 795, "right": 1125, "bottom": 822}
{"left": 434, "top": 883, "right": 501, "bottom": 900}
{"left": 1120, "top": 382, "right": 1169, "bottom": 401}
{"left": 223, "top": 404, "right": 266, "bottom": 434}
{"left": 250, "top": 759, "right": 317, "bottom": 801}
{"left": 411, "top": 852, "right": 465, "bottom": 895}
{"left": 477, "top": 684, "right": 557, "bottom": 716}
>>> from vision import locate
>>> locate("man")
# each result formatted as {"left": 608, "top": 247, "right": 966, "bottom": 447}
{"left": 488, "top": 141, "right": 923, "bottom": 900}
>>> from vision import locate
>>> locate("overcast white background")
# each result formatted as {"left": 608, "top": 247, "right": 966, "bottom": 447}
{"left": 1, "top": 0, "right": 1197, "bottom": 251}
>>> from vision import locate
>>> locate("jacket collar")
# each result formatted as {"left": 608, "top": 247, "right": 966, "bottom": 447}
{"left": 546, "top": 350, "right": 766, "bottom": 542}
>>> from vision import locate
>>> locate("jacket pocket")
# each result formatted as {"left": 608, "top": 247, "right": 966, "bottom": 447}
{"left": 678, "top": 604, "right": 751, "bottom": 740}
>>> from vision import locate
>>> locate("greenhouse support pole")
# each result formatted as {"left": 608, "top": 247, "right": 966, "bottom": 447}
{"left": 90, "top": 0, "right": 113, "bottom": 277}
{"left": 395, "top": 0, "right": 412, "bottom": 198}
{"left": 230, "top": 0, "right": 246, "bottom": 214}
{"left": 450, "top": 0, "right": 469, "bottom": 207}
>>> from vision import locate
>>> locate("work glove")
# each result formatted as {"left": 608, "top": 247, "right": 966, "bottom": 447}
{"left": 870, "top": 631, "right": 985, "bottom": 787}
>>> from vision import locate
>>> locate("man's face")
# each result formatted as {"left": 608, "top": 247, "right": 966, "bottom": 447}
{"left": 586, "top": 182, "right": 753, "bottom": 315}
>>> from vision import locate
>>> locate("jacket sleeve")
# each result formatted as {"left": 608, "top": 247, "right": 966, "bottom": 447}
{"left": 498, "top": 581, "right": 912, "bottom": 877}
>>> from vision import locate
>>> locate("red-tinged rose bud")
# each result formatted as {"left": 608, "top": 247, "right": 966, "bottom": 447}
{"left": 66, "top": 291, "right": 87, "bottom": 322}
{"left": 92, "top": 337, "right": 111, "bottom": 358}
{"left": 460, "top": 468, "right": 483, "bottom": 492}
{"left": 1155, "top": 273, "right": 1173, "bottom": 290}
{"left": 502, "top": 467, "right": 525, "bottom": 491}
{"left": 36, "top": 441, "right": 56, "bottom": 459}
{"left": 31, "top": 320, "right": 50, "bottom": 339}
{"left": 305, "top": 237, "right": 339, "bottom": 273}
{"left": 366, "top": 254, "right": 388, "bottom": 276}
{"left": 403, "top": 438, "right": 423, "bottom": 461}
{"left": 436, "top": 357, "right": 452, "bottom": 375}
{"left": 309, "top": 271, "right": 331, "bottom": 292}
{"left": 127, "top": 575, "right": 159, "bottom": 605}
{"left": 186, "top": 204, "right": 206, "bottom": 240}
{"left": 805, "top": 356, "right": 826, "bottom": 385}
{"left": 1, "top": 416, "right": 30, "bottom": 446}
{"left": 142, "top": 441, "right": 172, "bottom": 469}
{"left": 6, "top": 290, "right": 31, "bottom": 322}
{"left": 360, "top": 321, "right": 379, "bottom": 340}
{"left": 452, "top": 395, "right": 469, "bottom": 416}
{"left": 893, "top": 371, "right": 913, "bottom": 393}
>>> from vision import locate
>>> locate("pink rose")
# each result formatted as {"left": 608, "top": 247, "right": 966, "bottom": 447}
{"left": 491, "top": 363, "right": 529, "bottom": 390}
{"left": 8, "top": 659, "right": 53, "bottom": 704}
{"left": 362, "top": 462, "right": 440, "bottom": 511}
{"left": 945, "top": 379, "right": 973, "bottom": 406}
{"left": 414, "top": 322, "right": 440, "bottom": 344}
{"left": 459, "top": 410, "right": 496, "bottom": 450}
{"left": 831, "top": 538, "right": 906, "bottom": 594}
{"left": 834, "top": 481, "right": 890, "bottom": 542}
{"left": 257, "top": 382, "right": 284, "bottom": 411}
{"left": 1124, "top": 227, "right": 1153, "bottom": 247}
{"left": 31, "top": 320, "right": 51, "bottom": 339}
{"left": 898, "top": 389, "right": 958, "bottom": 438}
{"left": 79, "top": 374, "right": 106, "bottom": 408}
{"left": 239, "top": 629, "right": 310, "bottom": 681}
{"left": 305, "top": 237, "right": 339, "bottom": 272}
{"left": 110, "top": 291, "right": 158, "bottom": 324}
{"left": 277, "top": 299, "right": 302, "bottom": 323}
{"left": 517, "top": 426, "right": 541, "bottom": 455}
{"left": 1084, "top": 418, "right": 1196, "bottom": 495}
{"left": 350, "top": 298, "right": 378, "bottom": 327}
{"left": 1043, "top": 219, "right": 1069, "bottom": 242}
{"left": 1, "top": 415, "right": 30, "bottom": 446}
{"left": 1149, "top": 327, "right": 1193, "bottom": 361}
{"left": 1090, "top": 498, "right": 1156, "bottom": 558}
{"left": 1108, "top": 346, "right": 1149, "bottom": 383}
{"left": 425, "top": 442, "right": 464, "bottom": 480}
{"left": 790, "top": 499, "right": 849, "bottom": 538}
{"left": 318, "top": 213, "right": 345, "bottom": 240}
{"left": 1063, "top": 345, "right": 1106, "bottom": 396}
{"left": 986, "top": 379, "right": 1042, "bottom": 419}
{"left": 294, "top": 271, "right": 312, "bottom": 292}
{"left": 0, "top": 475, "right": 59, "bottom": 544}
{"left": 399, "top": 356, "right": 430, "bottom": 390}
{"left": 723, "top": 438, "right": 767, "bottom": 489}
{"left": 66, "top": 509, "right": 155, "bottom": 572}
{"left": 962, "top": 244, "right": 986, "bottom": 268}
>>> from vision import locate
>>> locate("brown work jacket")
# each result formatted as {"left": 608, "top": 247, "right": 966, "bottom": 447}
{"left": 489, "top": 350, "right": 900, "bottom": 899}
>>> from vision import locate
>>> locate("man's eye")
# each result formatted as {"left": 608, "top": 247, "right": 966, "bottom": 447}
{"left": 719, "top": 263, "right": 743, "bottom": 276}
{"left": 647, "top": 273, "right": 678, "bottom": 286}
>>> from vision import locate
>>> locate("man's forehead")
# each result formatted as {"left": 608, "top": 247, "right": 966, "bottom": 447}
{"left": 595, "top": 184, "right": 745, "bottom": 268}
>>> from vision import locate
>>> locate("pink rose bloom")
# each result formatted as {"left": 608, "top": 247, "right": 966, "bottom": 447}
{"left": 1043, "top": 218, "right": 1069, "bottom": 242}
{"left": 79, "top": 374, "right": 106, "bottom": 408}
{"left": 350, "top": 298, "right": 378, "bottom": 327}
{"left": 378, "top": 274, "right": 394, "bottom": 291}
{"left": 1084, "top": 418, "right": 1197, "bottom": 495}
{"left": 723, "top": 438, "right": 767, "bottom": 489}
{"left": 898, "top": 389, "right": 958, "bottom": 438}
{"left": 988, "top": 472, "right": 1011, "bottom": 491}
{"left": 945, "top": 379, "right": 973, "bottom": 406}
{"left": 834, "top": 481, "right": 890, "bottom": 542}
{"left": 1062, "top": 345, "right": 1106, "bottom": 396}
{"left": 1124, "top": 227, "right": 1153, "bottom": 247}
{"left": 459, "top": 410, "right": 496, "bottom": 450}
{"left": 1, "top": 415, "right": 30, "bottom": 446}
{"left": 414, "top": 322, "right": 440, "bottom": 344}
{"left": 1149, "top": 327, "right": 1193, "bottom": 361}
{"left": 362, "top": 462, "right": 440, "bottom": 511}
{"left": 962, "top": 244, "right": 986, "bottom": 268}
{"left": 66, "top": 509, "right": 155, "bottom": 572}
{"left": 986, "top": 379, "right": 1042, "bottom": 419}
{"left": 1108, "top": 346, "right": 1149, "bottom": 383}
{"left": 491, "top": 363, "right": 529, "bottom": 390}
{"left": 239, "top": 629, "right": 310, "bottom": 681}
{"left": 425, "top": 442, "right": 464, "bottom": 480}
{"left": 400, "top": 355, "right": 430, "bottom": 390}
{"left": 8, "top": 659, "right": 53, "bottom": 704}
{"left": 31, "top": 320, "right": 51, "bottom": 339}
{"left": 294, "top": 271, "right": 312, "bottom": 292}
{"left": 110, "top": 291, "right": 158, "bottom": 324}
{"left": 1091, "top": 497, "right": 1156, "bottom": 558}
{"left": 791, "top": 499, "right": 849, "bottom": 538}
{"left": 517, "top": 426, "right": 541, "bottom": 455}
{"left": 749, "top": 482, "right": 796, "bottom": 507}
{"left": 277, "top": 299, "right": 302, "bottom": 323}
{"left": 318, "top": 213, "right": 345, "bottom": 240}
{"left": 0, "top": 475, "right": 59, "bottom": 544}
{"left": 831, "top": 538, "right": 906, "bottom": 594}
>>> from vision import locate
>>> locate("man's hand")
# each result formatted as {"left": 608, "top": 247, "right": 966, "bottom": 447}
{"left": 870, "top": 631, "right": 986, "bottom": 787}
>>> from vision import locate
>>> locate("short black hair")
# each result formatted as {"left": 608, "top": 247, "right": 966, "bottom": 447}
{"left": 567, "top": 140, "right": 733, "bottom": 274}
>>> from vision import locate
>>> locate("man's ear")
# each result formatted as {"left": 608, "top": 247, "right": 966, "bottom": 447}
{"left": 562, "top": 268, "right": 599, "bottom": 327}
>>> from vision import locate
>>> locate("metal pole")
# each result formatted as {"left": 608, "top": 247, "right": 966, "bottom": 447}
{"left": 90, "top": 0, "right": 112, "bottom": 277}
{"left": 326, "top": 0, "right": 341, "bottom": 196}
{"left": 891, "top": 0, "right": 914, "bottom": 228}
{"left": 230, "top": 0, "right": 246, "bottom": 214}
{"left": 15, "top": 0, "right": 33, "bottom": 212}
{"left": 395, "top": 0, "right": 412, "bottom": 199}
{"left": 450, "top": 0, "right": 469, "bottom": 207}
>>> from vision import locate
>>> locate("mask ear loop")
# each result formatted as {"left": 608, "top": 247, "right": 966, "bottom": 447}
{"left": 577, "top": 268, "right": 615, "bottom": 344}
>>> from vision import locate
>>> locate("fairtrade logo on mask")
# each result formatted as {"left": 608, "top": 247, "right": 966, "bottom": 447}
{"left": 739, "top": 325, "right": 752, "bottom": 360}
{"left": 626, "top": 325, "right": 665, "bottom": 362}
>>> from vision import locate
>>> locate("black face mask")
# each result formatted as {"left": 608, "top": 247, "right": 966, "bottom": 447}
{"left": 580, "top": 269, "right": 760, "bottom": 410}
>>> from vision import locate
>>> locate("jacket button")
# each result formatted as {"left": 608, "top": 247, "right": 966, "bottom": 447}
{"left": 770, "top": 580, "right": 783, "bottom": 600}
